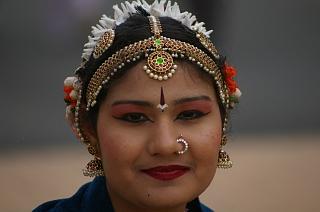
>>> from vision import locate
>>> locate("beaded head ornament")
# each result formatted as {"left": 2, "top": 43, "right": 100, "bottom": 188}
{"left": 63, "top": 0, "right": 241, "bottom": 171}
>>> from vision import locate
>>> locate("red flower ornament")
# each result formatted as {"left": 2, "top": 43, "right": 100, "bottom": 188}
{"left": 223, "top": 63, "right": 241, "bottom": 107}
{"left": 63, "top": 77, "right": 79, "bottom": 113}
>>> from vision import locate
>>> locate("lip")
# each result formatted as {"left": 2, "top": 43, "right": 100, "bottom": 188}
{"left": 141, "top": 165, "right": 190, "bottom": 181}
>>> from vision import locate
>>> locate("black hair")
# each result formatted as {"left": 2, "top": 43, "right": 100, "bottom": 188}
{"left": 76, "top": 7, "right": 226, "bottom": 130}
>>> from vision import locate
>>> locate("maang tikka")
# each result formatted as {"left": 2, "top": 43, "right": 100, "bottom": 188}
{"left": 143, "top": 16, "right": 178, "bottom": 81}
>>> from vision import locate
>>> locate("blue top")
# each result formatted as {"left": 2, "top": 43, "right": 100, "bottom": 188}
{"left": 33, "top": 176, "right": 213, "bottom": 212}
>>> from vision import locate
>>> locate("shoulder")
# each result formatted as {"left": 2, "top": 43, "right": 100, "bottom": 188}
{"left": 33, "top": 181, "right": 90, "bottom": 212}
{"left": 33, "top": 177, "right": 113, "bottom": 212}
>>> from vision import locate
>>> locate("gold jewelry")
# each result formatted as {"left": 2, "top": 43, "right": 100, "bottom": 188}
{"left": 217, "top": 134, "right": 233, "bottom": 169}
{"left": 93, "top": 30, "right": 115, "bottom": 59}
{"left": 176, "top": 135, "right": 189, "bottom": 155}
{"left": 86, "top": 36, "right": 229, "bottom": 110}
{"left": 83, "top": 144, "right": 104, "bottom": 177}
{"left": 144, "top": 16, "right": 177, "bottom": 81}
{"left": 196, "top": 32, "right": 219, "bottom": 59}
{"left": 217, "top": 149, "right": 233, "bottom": 169}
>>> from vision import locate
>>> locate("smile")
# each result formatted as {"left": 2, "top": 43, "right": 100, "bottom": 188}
{"left": 141, "top": 165, "right": 190, "bottom": 181}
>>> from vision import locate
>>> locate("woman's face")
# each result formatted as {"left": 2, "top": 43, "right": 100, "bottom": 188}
{"left": 92, "top": 61, "right": 222, "bottom": 210}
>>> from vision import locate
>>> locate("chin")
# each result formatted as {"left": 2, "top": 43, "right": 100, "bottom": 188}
{"left": 130, "top": 180, "right": 203, "bottom": 208}
{"left": 134, "top": 190, "right": 194, "bottom": 209}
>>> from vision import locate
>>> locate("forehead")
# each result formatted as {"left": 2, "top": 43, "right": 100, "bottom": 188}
{"left": 104, "top": 60, "right": 216, "bottom": 102}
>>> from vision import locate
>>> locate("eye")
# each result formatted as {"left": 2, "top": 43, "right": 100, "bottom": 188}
{"left": 175, "top": 110, "right": 209, "bottom": 121}
{"left": 114, "top": 113, "right": 151, "bottom": 123}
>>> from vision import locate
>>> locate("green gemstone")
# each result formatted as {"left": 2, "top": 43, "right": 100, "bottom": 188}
{"left": 156, "top": 57, "right": 164, "bottom": 65}
{"left": 154, "top": 38, "right": 161, "bottom": 46}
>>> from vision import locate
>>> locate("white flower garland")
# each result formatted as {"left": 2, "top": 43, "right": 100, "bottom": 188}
{"left": 82, "top": 0, "right": 213, "bottom": 61}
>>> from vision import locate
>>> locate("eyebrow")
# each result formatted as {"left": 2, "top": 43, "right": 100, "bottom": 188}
{"left": 111, "top": 95, "right": 212, "bottom": 107}
{"left": 111, "top": 100, "right": 154, "bottom": 107}
{"left": 173, "top": 95, "right": 212, "bottom": 105}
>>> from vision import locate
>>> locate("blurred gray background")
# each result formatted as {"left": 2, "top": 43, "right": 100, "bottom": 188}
{"left": 1, "top": 0, "right": 319, "bottom": 150}
{"left": 1, "top": 1, "right": 320, "bottom": 211}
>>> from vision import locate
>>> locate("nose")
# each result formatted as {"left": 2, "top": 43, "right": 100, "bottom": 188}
{"left": 146, "top": 118, "right": 181, "bottom": 156}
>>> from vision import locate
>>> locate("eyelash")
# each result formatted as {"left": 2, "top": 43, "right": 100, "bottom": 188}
{"left": 175, "top": 110, "right": 209, "bottom": 121}
{"left": 113, "top": 113, "right": 152, "bottom": 123}
{"left": 114, "top": 110, "right": 209, "bottom": 123}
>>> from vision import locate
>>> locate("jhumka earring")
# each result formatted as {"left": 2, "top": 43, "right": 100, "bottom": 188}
{"left": 176, "top": 135, "right": 189, "bottom": 155}
{"left": 217, "top": 134, "right": 233, "bottom": 169}
{"left": 83, "top": 144, "right": 105, "bottom": 177}
{"left": 217, "top": 117, "right": 233, "bottom": 169}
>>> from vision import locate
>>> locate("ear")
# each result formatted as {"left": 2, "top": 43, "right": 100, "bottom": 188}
{"left": 65, "top": 107, "right": 102, "bottom": 158}
{"left": 82, "top": 121, "right": 102, "bottom": 158}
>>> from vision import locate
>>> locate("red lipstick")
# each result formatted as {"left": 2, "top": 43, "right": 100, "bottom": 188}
{"left": 141, "top": 165, "right": 190, "bottom": 181}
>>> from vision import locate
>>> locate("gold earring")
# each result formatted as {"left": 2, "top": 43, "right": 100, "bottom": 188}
{"left": 83, "top": 144, "right": 104, "bottom": 177}
{"left": 217, "top": 134, "right": 233, "bottom": 169}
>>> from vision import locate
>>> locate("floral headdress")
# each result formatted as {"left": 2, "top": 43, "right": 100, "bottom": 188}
{"left": 63, "top": 0, "right": 241, "bottom": 143}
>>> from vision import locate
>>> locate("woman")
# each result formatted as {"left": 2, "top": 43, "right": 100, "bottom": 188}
{"left": 34, "top": 0, "right": 241, "bottom": 211}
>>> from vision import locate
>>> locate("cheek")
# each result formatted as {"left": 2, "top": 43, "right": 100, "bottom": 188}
{"left": 96, "top": 121, "right": 146, "bottom": 173}
{"left": 195, "top": 118, "right": 222, "bottom": 150}
{"left": 187, "top": 126, "right": 221, "bottom": 196}
{"left": 97, "top": 128, "right": 134, "bottom": 163}
{"left": 191, "top": 121, "right": 222, "bottom": 170}
{"left": 195, "top": 130, "right": 221, "bottom": 160}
